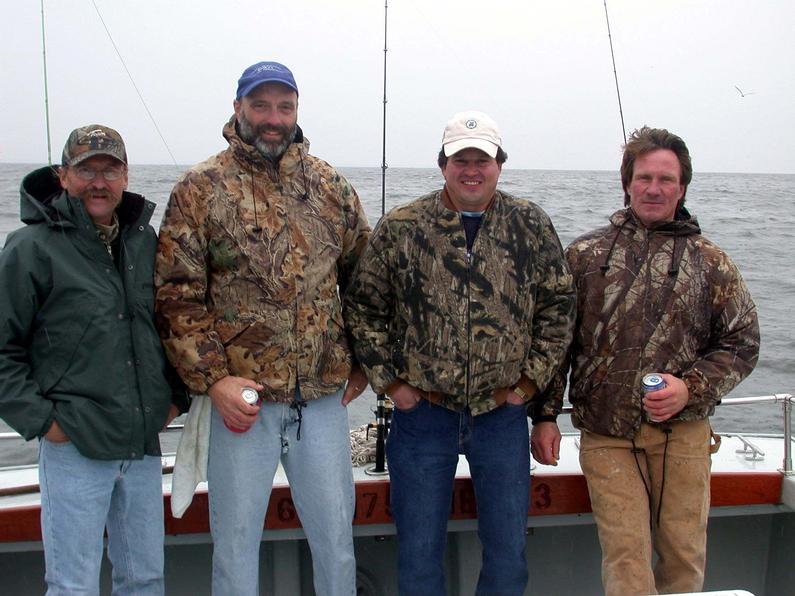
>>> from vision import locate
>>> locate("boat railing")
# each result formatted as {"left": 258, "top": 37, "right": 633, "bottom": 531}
{"left": 1, "top": 394, "right": 793, "bottom": 473}
{"left": 560, "top": 393, "right": 794, "bottom": 475}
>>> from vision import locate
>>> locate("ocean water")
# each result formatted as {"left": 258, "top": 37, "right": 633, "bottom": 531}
{"left": 1, "top": 163, "right": 793, "bottom": 466}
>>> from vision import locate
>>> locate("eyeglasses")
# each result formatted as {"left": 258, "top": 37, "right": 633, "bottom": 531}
{"left": 72, "top": 165, "right": 126, "bottom": 181}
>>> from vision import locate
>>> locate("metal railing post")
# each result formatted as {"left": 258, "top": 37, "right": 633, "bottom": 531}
{"left": 781, "top": 394, "right": 793, "bottom": 475}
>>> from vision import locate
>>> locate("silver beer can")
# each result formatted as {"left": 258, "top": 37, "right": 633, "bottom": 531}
{"left": 641, "top": 373, "right": 666, "bottom": 393}
{"left": 642, "top": 373, "right": 666, "bottom": 422}
{"left": 241, "top": 388, "right": 260, "bottom": 405}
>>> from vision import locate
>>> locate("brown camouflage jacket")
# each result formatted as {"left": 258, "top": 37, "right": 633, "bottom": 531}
{"left": 545, "top": 207, "right": 759, "bottom": 438}
{"left": 154, "top": 117, "right": 370, "bottom": 400}
{"left": 343, "top": 189, "right": 575, "bottom": 417}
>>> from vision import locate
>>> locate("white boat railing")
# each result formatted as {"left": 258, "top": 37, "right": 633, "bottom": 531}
{"left": 560, "top": 393, "right": 794, "bottom": 475}
{"left": 1, "top": 394, "right": 793, "bottom": 473}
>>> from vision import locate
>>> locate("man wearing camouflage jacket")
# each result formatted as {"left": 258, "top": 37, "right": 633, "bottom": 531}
{"left": 545, "top": 127, "right": 759, "bottom": 596}
{"left": 155, "top": 62, "right": 370, "bottom": 596}
{"left": 344, "top": 111, "right": 576, "bottom": 595}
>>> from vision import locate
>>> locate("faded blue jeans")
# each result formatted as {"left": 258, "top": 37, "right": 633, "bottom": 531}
{"left": 38, "top": 438, "right": 165, "bottom": 596}
{"left": 387, "top": 399, "right": 531, "bottom": 596}
{"left": 208, "top": 389, "right": 356, "bottom": 596}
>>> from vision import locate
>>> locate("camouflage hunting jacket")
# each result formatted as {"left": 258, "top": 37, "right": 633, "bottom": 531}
{"left": 154, "top": 117, "right": 370, "bottom": 400}
{"left": 343, "top": 189, "right": 576, "bottom": 417}
{"left": 545, "top": 207, "right": 759, "bottom": 438}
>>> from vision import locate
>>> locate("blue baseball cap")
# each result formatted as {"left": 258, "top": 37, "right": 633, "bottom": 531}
{"left": 236, "top": 61, "right": 299, "bottom": 99}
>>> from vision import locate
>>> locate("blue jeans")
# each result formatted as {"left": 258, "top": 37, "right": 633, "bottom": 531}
{"left": 208, "top": 389, "right": 356, "bottom": 596}
{"left": 387, "top": 400, "right": 531, "bottom": 596}
{"left": 38, "top": 439, "right": 165, "bottom": 596}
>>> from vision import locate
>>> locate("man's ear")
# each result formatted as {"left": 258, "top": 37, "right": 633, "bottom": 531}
{"left": 57, "top": 166, "right": 68, "bottom": 189}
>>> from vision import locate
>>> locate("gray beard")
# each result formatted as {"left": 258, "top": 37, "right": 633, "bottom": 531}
{"left": 237, "top": 113, "right": 296, "bottom": 160}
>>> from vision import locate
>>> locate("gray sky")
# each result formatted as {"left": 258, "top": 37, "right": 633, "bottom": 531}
{"left": 2, "top": 0, "right": 793, "bottom": 173}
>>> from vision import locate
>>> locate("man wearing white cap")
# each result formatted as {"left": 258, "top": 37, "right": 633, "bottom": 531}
{"left": 344, "top": 111, "right": 575, "bottom": 594}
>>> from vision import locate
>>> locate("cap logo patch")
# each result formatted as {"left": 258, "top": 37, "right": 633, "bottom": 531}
{"left": 84, "top": 129, "right": 110, "bottom": 148}
{"left": 255, "top": 64, "right": 283, "bottom": 73}
{"left": 465, "top": 119, "right": 478, "bottom": 129}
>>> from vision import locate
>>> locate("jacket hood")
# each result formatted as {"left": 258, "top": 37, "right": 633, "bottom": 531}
{"left": 19, "top": 165, "right": 151, "bottom": 230}
{"left": 611, "top": 206, "right": 701, "bottom": 237}
{"left": 20, "top": 166, "right": 64, "bottom": 227}
{"left": 600, "top": 207, "right": 701, "bottom": 277}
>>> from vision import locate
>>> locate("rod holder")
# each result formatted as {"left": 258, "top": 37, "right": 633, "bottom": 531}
{"left": 365, "top": 393, "right": 392, "bottom": 476}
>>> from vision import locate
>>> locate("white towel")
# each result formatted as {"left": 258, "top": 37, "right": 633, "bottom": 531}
{"left": 170, "top": 394, "right": 211, "bottom": 518}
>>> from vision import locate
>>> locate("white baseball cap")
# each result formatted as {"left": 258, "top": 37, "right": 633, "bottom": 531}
{"left": 442, "top": 110, "right": 502, "bottom": 158}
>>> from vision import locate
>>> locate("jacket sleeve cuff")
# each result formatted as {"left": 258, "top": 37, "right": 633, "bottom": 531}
{"left": 196, "top": 367, "right": 231, "bottom": 395}
{"left": 530, "top": 414, "right": 558, "bottom": 425}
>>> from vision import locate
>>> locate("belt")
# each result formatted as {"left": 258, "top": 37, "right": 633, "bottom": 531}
{"left": 421, "top": 389, "right": 511, "bottom": 407}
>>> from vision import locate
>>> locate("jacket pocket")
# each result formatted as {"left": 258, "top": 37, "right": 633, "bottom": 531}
{"left": 136, "top": 281, "right": 156, "bottom": 315}
{"left": 31, "top": 314, "right": 92, "bottom": 394}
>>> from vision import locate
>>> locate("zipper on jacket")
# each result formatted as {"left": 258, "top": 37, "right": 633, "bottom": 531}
{"left": 283, "top": 177, "right": 301, "bottom": 396}
{"left": 462, "top": 206, "right": 488, "bottom": 406}
{"left": 465, "top": 248, "right": 472, "bottom": 406}
{"left": 460, "top": 209, "right": 475, "bottom": 406}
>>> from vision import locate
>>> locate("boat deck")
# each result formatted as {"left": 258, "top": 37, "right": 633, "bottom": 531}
{"left": 1, "top": 433, "right": 793, "bottom": 595}
{"left": 1, "top": 433, "right": 790, "bottom": 541}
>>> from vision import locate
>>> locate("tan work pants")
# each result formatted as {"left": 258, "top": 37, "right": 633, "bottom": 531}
{"left": 579, "top": 419, "right": 712, "bottom": 596}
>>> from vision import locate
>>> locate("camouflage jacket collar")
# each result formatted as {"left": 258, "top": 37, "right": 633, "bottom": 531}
{"left": 610, "top": 207, "right": 701, "bottom": 237}
{"left": 432, "top": 188, "right": 505, "bottom": 229}
{"left": 221, "top": 116, "right": 309, "bottom": 181}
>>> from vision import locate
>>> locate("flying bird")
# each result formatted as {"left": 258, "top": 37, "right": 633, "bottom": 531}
{"left": 734, "top": 85, "right": 755, "bottom": 97}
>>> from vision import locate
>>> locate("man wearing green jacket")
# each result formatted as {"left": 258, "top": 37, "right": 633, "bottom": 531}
{"left": 0, "top": 125, "right": 187, "bottom": 595}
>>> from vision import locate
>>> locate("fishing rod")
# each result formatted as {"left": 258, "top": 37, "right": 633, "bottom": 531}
{"left": 367, "top": 0, "right": 392, "bottom": 477}
{"left": 603, "top": 0, "right": 627, "bottom": 144}
{"left": 380, "top": 0, "right": 389, "bottom": 217}
{"left": 40, "top": 0, "right": 52, "bottom": 165}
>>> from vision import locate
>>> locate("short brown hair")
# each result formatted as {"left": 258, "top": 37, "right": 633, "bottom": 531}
{"left": 621, "top": 126, "right": 692, "bottom": 207}
{"left": 437, "top": 146, "right": 508, "bottom": 169}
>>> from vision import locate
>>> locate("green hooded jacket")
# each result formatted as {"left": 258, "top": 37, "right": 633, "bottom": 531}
{"left": 0, "top": 166, "right": 187, "bottom": 460}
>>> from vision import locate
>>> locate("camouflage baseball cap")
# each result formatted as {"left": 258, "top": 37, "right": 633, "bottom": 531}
{"left": 61, "top": 124, "right": 128, "bottom": 166}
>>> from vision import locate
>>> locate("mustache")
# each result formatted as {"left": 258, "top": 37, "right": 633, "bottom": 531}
{"left": 254, "top": 123, "right": 290, "bottom": 138}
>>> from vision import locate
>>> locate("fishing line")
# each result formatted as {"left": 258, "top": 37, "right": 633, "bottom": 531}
{"left": 90, "top": 0, "right": 179, "bottom": 166}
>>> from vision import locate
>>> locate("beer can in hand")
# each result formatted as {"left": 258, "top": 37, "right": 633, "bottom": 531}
{"left": 642, "top": 373, "right": 666, "bottom": 422}
{"left": 224, "top": 388, "right": 261, "bottom": 433}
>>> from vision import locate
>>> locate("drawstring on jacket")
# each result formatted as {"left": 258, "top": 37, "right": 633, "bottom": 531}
{"left": 631, "top": 424, "right": 673, "bottom": 530}
{"left": 250, "top": 165, "right": 262, "bottom": 232}
{"left": 667, "top": 236, "right": 680, "bottom": 275}
{"left": 600, "top": 220, "right": 626, "bottom": 275}
{"left": 601, "top": 216, "right": 684, "bottom": 276}
{"left": 290, "top": 399, "right": 307, "bottom": 440}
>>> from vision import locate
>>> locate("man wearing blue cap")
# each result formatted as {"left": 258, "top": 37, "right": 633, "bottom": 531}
{"left": 155, "top": 61, "right": 370, "bottom": 595}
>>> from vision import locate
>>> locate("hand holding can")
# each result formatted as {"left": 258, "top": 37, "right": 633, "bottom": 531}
{"left": 224, "top": 387, "right": 261, "bottom": 433}
{"left": 642, "top": 373, "right": 667, "bottom": 422}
